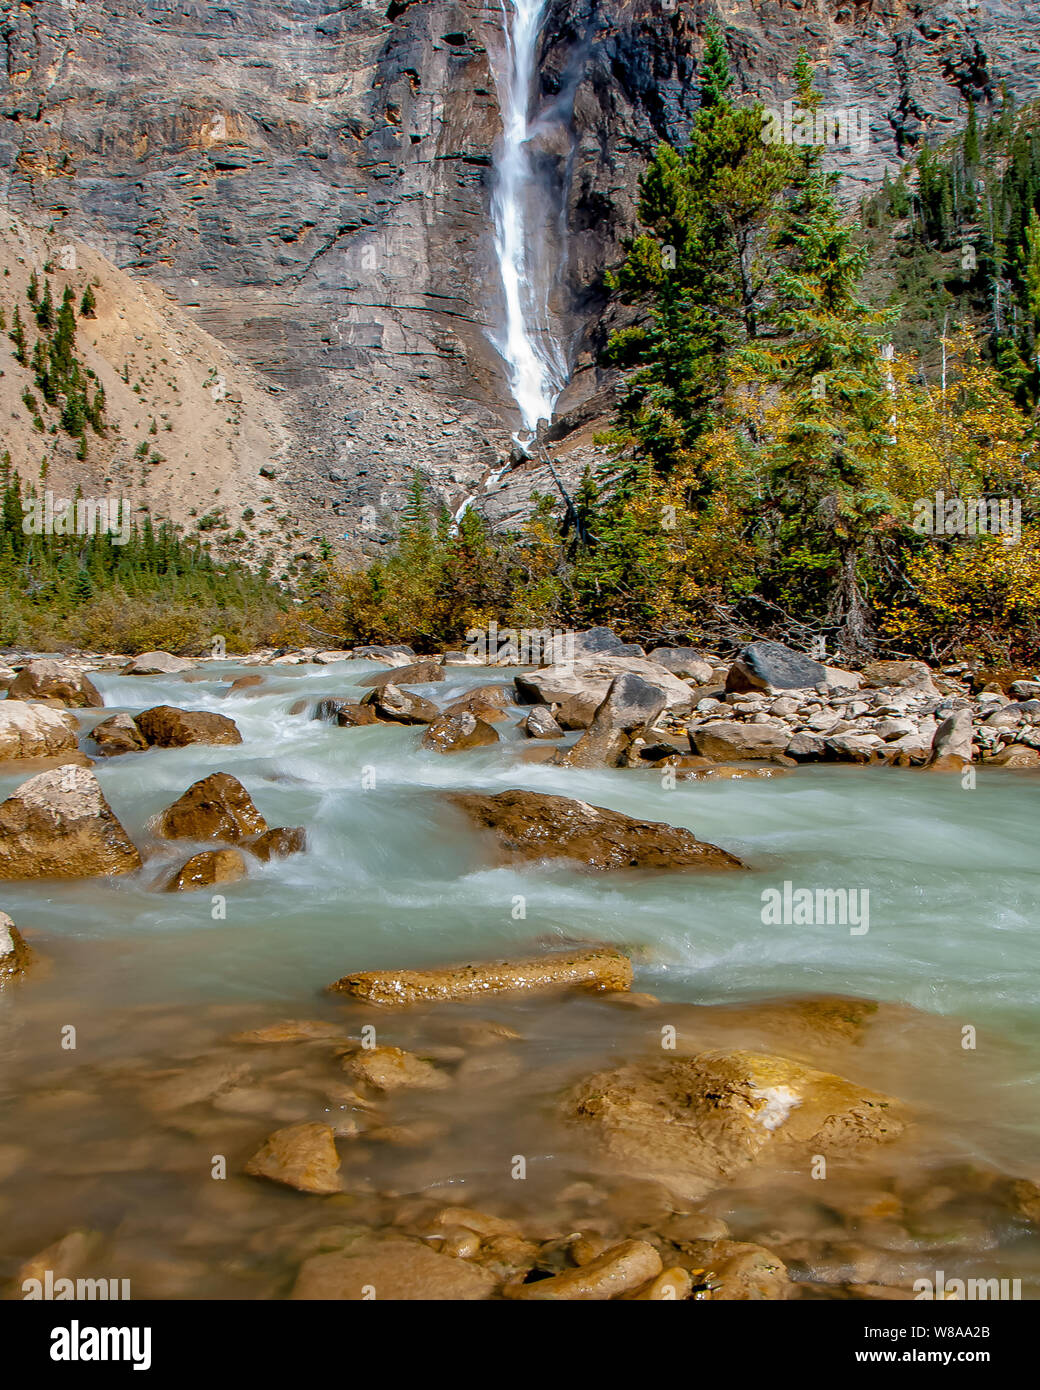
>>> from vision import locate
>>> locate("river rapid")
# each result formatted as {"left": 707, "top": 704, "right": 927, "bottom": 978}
{"left": 1, "top": 658, "right": 1038, "bottom": 1299}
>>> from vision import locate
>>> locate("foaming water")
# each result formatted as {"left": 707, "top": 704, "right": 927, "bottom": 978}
{"left": 1, "top": 660, "right": 1038, "bottom": 1295}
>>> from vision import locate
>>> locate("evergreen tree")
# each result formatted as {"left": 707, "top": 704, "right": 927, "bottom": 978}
{"left": 764, "top": 169, "right": 898, "bottom": 653}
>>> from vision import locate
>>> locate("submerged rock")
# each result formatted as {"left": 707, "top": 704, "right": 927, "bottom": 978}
{"left": 165, "top": 848, "right": 247, "bottom": 891}
{"left": 0, "top": 700, "right": 79, "bottom": 760}
{"left": 90, "top": 712, "right": 148, "bottom": 756}
{"left": 506, "top": 1239, "right": 662, "bottom": 1300}
{"left": 244, "top": 1121, "right": 342, "bottom": 1194}
{"left": 135, "top": 706, "right": 242, "bottom": 747}
{"left": 566, "top": 1050, "right": 905, "bottom": 1199}
{"left": 344, "top": 1045, "right": 450, "bottom": 1092}
{"left": 153, "top": 772, "right": 267, "bottom": 842}
{"left": 121, "top": 651, "right": 194, "bottom": 675}
{"left": 0, "top": 910, "right": 35, "bottom": 987}
{"left": 226, "top": 674, "right": 266, "bottom": 694}
{"left": 0, "top": 766, "right": 141, "bottom": 879}
{"left": 421, "top": 710, "right": 500, "bottom": 753}
{"left": 291, "top": 1236, "right": 496, "bottom": 1299}
{"left": 9, "top": 659, "right": 103, "bottom": 708}
{"left": 448, "top": 789, "right": 744, "bottom": 871}
{"left": 329, "top": 947, "right": 633, "bottom": 1005}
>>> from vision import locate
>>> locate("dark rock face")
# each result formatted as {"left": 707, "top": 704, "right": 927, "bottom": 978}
{"left": 725, "top": 641, "right": 827, "bottom": 694}
{"left": 448, "top": 788, "right": 744, "bottom": 870}
{"left": 1, "top": 0, "right": 1035, "bottom": 541}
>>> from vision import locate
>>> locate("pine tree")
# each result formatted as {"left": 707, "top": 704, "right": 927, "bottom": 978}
{"left": 9, "top": 306, "right": 27, "bottom": 365}
{"left": 699, "top": 21, "right": 733, "bottom": 110}
{"left": 36, "top": 278, "right": 53, "bottom": 331}
{"left": 80, "top": 284, "right": 97, "bottom": 318}
{"left": 964, "top": 98, "right": 980, "bottom": 167}
{"left": 766, "top": 169, "right": 898, "bottom": 654}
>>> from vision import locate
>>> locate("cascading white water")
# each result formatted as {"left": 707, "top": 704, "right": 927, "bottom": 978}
{"left": 489, "top": 0, "right": 567, "bottom": 435}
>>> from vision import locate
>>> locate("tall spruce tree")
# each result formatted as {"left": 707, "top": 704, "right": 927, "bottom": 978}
{"left": 765, "top": 169, "right": 898, "bottom": 653}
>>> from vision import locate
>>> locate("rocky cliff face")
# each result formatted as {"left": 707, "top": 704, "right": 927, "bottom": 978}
{"left": 1, "top": 0, "right": 1036, "bottom": 551}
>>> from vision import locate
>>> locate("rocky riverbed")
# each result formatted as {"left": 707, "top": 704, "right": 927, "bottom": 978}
{"left": 1, "top": 637, "right": 1039, "bottom": 1300}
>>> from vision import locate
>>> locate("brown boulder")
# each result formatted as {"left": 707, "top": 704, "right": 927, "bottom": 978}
{"left": 421, "top": 711, "right": 500, "bottom": 753}
{"left": 0, "top": 766, "right": 141, "bottom": 879}
{"left": 90, "top": 712, "right": 148, "bottom": 756}
{"left": 0, "top": 701, "right": 79, "bottom": 760}
{"left": 135, "top": 706, "right": 242, "bottom": 747}
{"left": 329, "top": 947, "right": 633, "bottom": 1005}
{"left": 443, "top": 684, "right": 514, "bottom": 722}
{"left": 244, "top": 1122, "right": 342, "bottom": 1194}
{"left": 165, "top": 848, "right": 247, "bottom": 891}
{"left": 357, "top": 659, "right": 444, "bottom": 690}
{"left": 567, "top": 1050, "right": 904, "bottom": 1199}
{"left": 362, "top": 684, "right": 440, "bottom": 724}
{"left": 9, "top": 659, "right": 103, "bottom": 708}
{"left": 153, "top": 772, "right": 267, "bottom": 842}
{"left": 241, "top": 826, "right": 307, "bottom": 861}
{"left": 448, "top": 789, "right": 743, "bottom": 871}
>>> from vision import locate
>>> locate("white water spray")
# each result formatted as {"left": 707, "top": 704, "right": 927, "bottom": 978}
{"left": 489, "top": 0, "right": 567, "bottom": 436}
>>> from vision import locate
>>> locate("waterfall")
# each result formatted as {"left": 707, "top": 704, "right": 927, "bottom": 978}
{"left": 489, "top": 0, "right": 567, "bottom": 437}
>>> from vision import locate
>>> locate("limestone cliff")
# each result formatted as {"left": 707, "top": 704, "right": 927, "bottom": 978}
{"left": 0, "top": 0, "right": 1036, "bottom": 551}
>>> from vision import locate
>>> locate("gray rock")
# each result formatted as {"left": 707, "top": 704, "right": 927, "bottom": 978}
{"left": 520, "top": 706, "right": 563, "bottom": 739}
{"left": 725, "top": 642, "right": 827, "bottom": 695}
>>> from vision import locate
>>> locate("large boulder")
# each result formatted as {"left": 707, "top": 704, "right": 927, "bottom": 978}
{"left": 448, "top": 789, "right": 744, "bottom": 871}
{"left": 0, "top": 701, "right": 79, "bottom": 760}
{"left": 291, "top": 1236, "right": 496, "bottom": 1300}
{"left": 421, "top": 711, "right": 500, "bottom": 753}
{"left": 329, "top": 947, "right": 633, "bottom": 1005}
{"left": 0, "top": 911, "right": 35, "bottom": 987}
{"left": 927, "top": 707, "right": 974, "bottom": 770}
{"left": 165, "top": 848, "right": 247, "bottom": 891}
{"left": 566, "top": 1050, "right": 905, "bottom": 1199}
{"left": 153, "top": 772, "right": 267, "bottom": 842}
{"left": 0, "top": 766, "right": 141, "bottom": 879}
{"left": 690, "top": 719, "right": 791, "bottom": 761}
{"left": 121, "top": 651, "right": 194, "bottom": 675}
{"left": 135, "top": 706, "right": 242, "bottom": 747}
{"left": 552, "top": 673, "right": 666, "bottom": 764}
{"left": 515, "top": 656, "right": 694, "bottom": 729}
{"left": 9, "top": 659, "right": 103, "bottom": 708}
{"left": 357, "top": 659, "right": 443, "bottom": 689}
{"left": 725, "top": 642, "right": 827, "bottom": 695}
{"left": 90, "top": 713, "right": 148, "bottom": 757}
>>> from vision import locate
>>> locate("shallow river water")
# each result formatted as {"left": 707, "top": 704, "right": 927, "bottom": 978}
{"left": 1, "top": 659, "right": 1038, "bottom": 1298}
